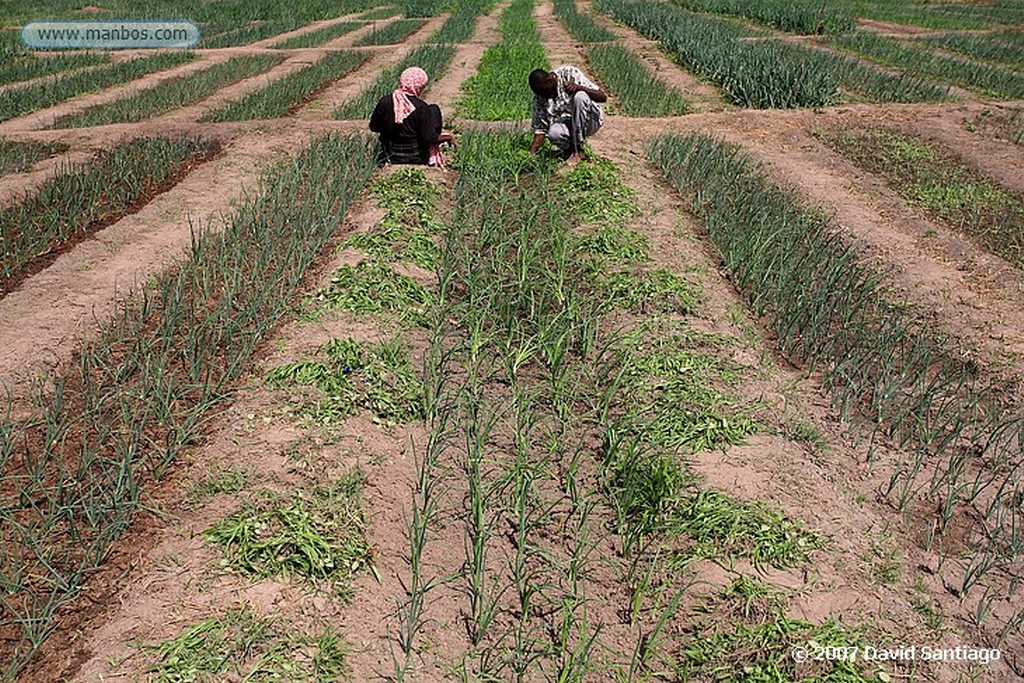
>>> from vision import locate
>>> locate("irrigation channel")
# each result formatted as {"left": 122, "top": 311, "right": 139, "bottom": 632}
{"left": 0, "top": 0, "right": 1023, "bottom": 680}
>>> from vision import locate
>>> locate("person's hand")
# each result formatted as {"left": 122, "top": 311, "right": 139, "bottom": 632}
{"left": 529, "top": 132, "right": 545, "bottom": 154}
{"left": 564, "top": 81, "right": 580, "bottom": 94}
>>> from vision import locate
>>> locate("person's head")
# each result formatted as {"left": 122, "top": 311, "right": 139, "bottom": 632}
{"left": 399, "top": 67, "right": 429, "bottom": 96}
{"left": 529, "top": 68, "right": 557, "bottom": 99}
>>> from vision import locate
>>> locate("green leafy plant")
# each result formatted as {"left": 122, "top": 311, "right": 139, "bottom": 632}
{"left": 311, "top": 261, "right": 434, "bottom": 325}
{"left": 204, "top": 469, "right": 372, "bottom": 597}
{"left": 146, "top": 608, "right": 349, "bottom": 682}
{"left": 268, "top": 337, "right": 425, "bottom": 424}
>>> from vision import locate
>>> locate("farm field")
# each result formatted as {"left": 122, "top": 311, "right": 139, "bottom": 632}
{"left": 0, "top": 0, "right": 1022, "bottom": 681}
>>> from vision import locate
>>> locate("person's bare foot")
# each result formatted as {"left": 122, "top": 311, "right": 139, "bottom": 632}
{"left": 567, "top": 151, "right": 584, "bottom": 163}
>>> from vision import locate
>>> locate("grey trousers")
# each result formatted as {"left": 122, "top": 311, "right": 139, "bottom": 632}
{"left": 547, "top": 91, "right": 602, "bottom": 154}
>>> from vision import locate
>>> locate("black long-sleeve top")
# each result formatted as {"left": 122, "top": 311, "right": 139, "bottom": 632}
{"left": 369, "top": 94, "right": 440, "bottom": 164}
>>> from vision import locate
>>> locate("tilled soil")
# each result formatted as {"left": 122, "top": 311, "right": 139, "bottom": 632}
{"left": 2, "top": 2, "right": 1023, "bottom": 681}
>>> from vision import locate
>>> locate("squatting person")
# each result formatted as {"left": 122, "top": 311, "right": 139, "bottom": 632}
{"left": 370, "top": 66, "right": 456, "bottom": 166}
{"left": 528, "top": 66, "right": 606, "bottom": 161}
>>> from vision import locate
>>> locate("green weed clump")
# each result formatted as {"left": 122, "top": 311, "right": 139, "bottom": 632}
{"left": 0, "top": 51, "right": 194, "bottom": 121}
{"left": 0, "top": 138, "right": 63, "bottom": 175}
{"left": 820, "top": 127, "right": 1024, "bottom": 269}
{"left": 268, "top": 337, "right": 425, "bottom": 424}
{"left": 0, "top": 133, "right": 377, "bottom": 678}
{"left": 586, "top": 43, "right": 689, "bottom": 116}
{"left": 668, "top": 488, "right": 824, "bottom": 567}
{"left": 556, "top": 155, "right": 638, "bottom": 226}
{"left": 271, "top": 21, "right": 362, "bottom": 48}
{"left": 672, "top": 0, "right": 855, "bottom": 34}
{"left": 599, "top": 268, "right": 700, "bottom": 314}
{"left": 50, "top": 54, "right": 284, "bottom": 128}
{"left": 458, "top": 0, "right": 550, "bottom": 120}
{"left": 204, "top": 470, "right": 372, "bottom": 597}
{"left": 203, "top": 50, "right": 367, "bottom": 120}
{"left": 595, "top": 0, "right": 838, "bottom": 108}
{"left": 835, "top": 31, "right": 1024, "bottom": 99}
{"left": 553, "top": 0, "right": 615, "bottom": 42}
{"left": 0, "top": 52, "right": 108, "bottom": 88}
{"left": 333, "top": 43, "right": 456, "bottom": 119}
{"left": 681, "top": 615, "right": 876, "bottom": 681}
{"left": 0, "top": 136, "right": 217, "bottom": 291}
{"left": 312, "top": 261, "right": 434, "bottom": 325}
{"left": 147, "top": 609, "right": 349, "bottom": 682}
{"left": 343, "top": 167, "right": 442, "bottom": 268}
{"left": 353, "top": 18, "right": 427, "bottom": 46}
{"left": 614, "top": 328, "right": 752, "bottom": 450}
{"left": 573, "top": 224, "right": 650, "bottom": 263}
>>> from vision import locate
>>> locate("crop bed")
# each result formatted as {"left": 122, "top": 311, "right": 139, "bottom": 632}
{"left": 0, "top": 0, "right": 1022, "bottom": 681}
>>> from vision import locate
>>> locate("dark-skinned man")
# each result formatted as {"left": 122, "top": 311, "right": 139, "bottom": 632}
{"left": 528, "top": 66, "right": 606, "bottom": 162}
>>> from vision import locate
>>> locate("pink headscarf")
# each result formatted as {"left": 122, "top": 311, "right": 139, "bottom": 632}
{"left": 393, "top": 66, "right": 428, "bottom": 124}
{"left": 392, "top": 66, "right": 445, "bottom": 167}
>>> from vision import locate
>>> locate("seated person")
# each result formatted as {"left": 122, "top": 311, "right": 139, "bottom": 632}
{"left": 528, "top": 66, "right": 606, "bottom": 161}
{"left": 370, "top": 66, "right": 455, "bottom": 166}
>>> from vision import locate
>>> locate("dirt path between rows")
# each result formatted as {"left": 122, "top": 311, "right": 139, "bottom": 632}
{"left": 3, "top": 6, "right": 1024, "bottom": 681}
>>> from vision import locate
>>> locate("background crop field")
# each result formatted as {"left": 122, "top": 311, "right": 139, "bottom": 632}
{"left": 0, "top": 0, "right": 1022, "bottom": 681}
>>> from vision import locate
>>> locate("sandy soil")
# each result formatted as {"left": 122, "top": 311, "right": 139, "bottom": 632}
{"left": 2, "top": 3, "right": 1023, "bottom": 681}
